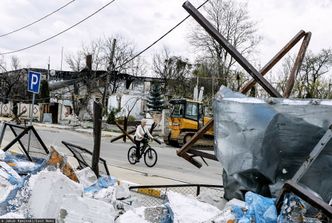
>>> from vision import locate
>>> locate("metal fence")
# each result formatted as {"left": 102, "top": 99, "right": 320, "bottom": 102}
{"left": 0, "top": 122, "right": 49, "bottom": 161}
{"left": 129, "top": 184, "right": 224, "bottom": 207}
{"left": 62, "top": 141, "right": 110, "bottom": 176}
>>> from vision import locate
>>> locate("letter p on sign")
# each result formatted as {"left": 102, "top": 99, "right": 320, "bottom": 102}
{"left": 27, "top": 71, "right": 41, "bottom": 94}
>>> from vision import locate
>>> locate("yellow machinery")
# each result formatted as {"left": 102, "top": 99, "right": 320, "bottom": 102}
{"left": 164, "top": 99, "right": 213, "bottom": 146}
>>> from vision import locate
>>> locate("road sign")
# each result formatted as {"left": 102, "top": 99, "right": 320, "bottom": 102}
{"left": 27, "top": 71, "right": 41, "bottom": 94}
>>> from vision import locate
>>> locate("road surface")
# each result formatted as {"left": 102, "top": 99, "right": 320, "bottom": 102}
{"left": 1, "top": 124, "right": 223, "bottom": 186}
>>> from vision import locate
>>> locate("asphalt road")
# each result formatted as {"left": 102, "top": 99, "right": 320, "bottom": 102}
{"left": 2, "top": 125, "right": 223, "bottom": 186}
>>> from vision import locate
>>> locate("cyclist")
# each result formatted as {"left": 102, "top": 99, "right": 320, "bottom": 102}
{"left": 134, "top": 119, "right": 154, "bottom": 162}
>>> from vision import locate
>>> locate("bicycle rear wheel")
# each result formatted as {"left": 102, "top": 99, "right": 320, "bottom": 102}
{"left": 144, "top": 148, "right": 158, "bottom": 167}
{"left": 128, "top": 146, "right": 138, "bottom": 164}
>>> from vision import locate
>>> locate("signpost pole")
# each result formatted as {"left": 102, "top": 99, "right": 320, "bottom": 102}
{"left": 30, "top": 93, "right": 35, "bottom": 126}
{"left": 27, "top": 71, "right": 41, "bottom": 153}
{"left": 27, "top": 92, "right": 35, "bottom": 153}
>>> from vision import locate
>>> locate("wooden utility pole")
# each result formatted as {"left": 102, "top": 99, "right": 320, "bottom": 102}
{"left": 103, "top": 39, "right": 117, "bottom": 114}
{"left": 92, "top": 101, "right": 102, "bottom": 177}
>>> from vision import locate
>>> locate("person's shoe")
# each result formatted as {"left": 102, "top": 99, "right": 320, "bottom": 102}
{"left": 135, "top": 158, "right": 140, "bottom": 163}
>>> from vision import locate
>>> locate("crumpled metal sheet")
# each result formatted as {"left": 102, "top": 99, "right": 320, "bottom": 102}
{"left": 214, "top": 86, "right": 332, "bottom": 201}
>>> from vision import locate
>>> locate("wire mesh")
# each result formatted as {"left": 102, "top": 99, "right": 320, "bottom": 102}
{"left": 130, "top": 185, "right": 224, "bottom": 207}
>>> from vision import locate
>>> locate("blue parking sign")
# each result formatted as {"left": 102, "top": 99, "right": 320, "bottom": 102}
{"left": 27, "top": 71, "right": 41, "bottom": 94}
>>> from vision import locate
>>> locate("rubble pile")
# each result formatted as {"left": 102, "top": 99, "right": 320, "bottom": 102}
{"left": 214, "top": 86, "right": 332, "bottom": 201}
{"left": 0, "top": 148, "right": 329, "bottom": 222}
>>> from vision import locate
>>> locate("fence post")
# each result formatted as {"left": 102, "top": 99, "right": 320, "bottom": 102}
{"left": 92, "top": 101, "right": 102, "bottom": 177}
{"left": 196, "top": 185, "right": 201, "bottom": 196}
{"left": 0, "top": 123, "right": 6, "bottom": 147}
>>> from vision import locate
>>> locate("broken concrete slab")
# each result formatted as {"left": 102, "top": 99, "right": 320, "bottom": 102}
{"left": 58, "top": 195, "right": 115, "bottom": 223}
{"left": 28, "top": 169, "right": 83, "bottom": 218}
{"left": 75, "top": 167, "right": 98, "bottom": 188}
{"left": 166, "top": 191, "right": 221, "bottom": 223}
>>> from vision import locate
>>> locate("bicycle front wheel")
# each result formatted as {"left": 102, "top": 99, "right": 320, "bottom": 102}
{"left": 144, "top": 148, "right": 158, "bottom": 167}
{"left": 128, "top": 146, "right": 137, "bottom": 164}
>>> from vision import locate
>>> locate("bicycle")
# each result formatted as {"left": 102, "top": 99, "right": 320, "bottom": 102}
{"left": 127, "top": 137, "right": 160, "bottom": 167}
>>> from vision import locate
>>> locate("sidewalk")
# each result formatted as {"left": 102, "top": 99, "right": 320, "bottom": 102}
{"left": 0, "top": 117, "right": 122, "bottom": 138}
{"left": 0, "top": 117, "right": 166, "bottom": 145}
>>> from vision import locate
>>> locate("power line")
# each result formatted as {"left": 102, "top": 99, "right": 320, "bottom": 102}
{"left": 0, "top": 0, "right": 76, "bottom": 38}
{"left": 0, "top": 0, "right": 117, "bottom": 55}
{"left": 57, "top": 0, "right": 211, "bottom": 96}
{"left": 1, "top": 0, "right": 210, "bottom": 102}
{"left": 117, "top": 0, "right": 210, "bottom": 70}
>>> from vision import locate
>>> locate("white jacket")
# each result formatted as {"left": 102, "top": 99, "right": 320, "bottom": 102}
{"left": 134, "top": 125, "right": 153, "bottom": 141}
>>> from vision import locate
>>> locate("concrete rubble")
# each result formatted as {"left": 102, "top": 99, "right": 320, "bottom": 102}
{"left": 0, "top": 144, "right": 329, "bottom": 222}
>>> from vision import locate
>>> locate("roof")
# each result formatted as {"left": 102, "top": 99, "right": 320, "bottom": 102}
{"left": 169, "top": 98, "right": 203, "bottom": 104}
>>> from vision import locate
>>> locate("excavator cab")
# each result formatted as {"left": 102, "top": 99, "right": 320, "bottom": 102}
{"left": 164, "top": 99, "right": 212, "bottom": 146}
{"left": 171, "top": 99, "right": 202, "bottom": 116}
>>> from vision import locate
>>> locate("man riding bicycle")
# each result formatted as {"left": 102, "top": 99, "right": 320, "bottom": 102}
{"left": 134, "top": 119, "right": 154, "bottom": 162}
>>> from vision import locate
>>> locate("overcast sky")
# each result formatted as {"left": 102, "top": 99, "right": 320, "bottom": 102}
{"left": 0, "top": 0, "right": 331, "bottom": 74}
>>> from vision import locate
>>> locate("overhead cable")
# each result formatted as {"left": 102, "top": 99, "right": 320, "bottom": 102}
{"left": 0, "top": 0, "right": 76, "bottom": 38}
{"left": 0, "top": 0, "right": 117, "bottom": 55}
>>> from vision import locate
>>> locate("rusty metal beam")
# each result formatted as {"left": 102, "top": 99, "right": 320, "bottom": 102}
{"left": 183, "top": 1, "right": 281, "bottom": 98}
{"left": 176, "top": 119, "right": 214, "bottom": 167}
{"left": 283, "top": 32, "right": 311, "bottom": 98}
{"left": 181, "top": 152, "right": 202, "bottom": 168}
{"left": 241, "top": 30, "right": 306, "bottom": 94}
{"left": 115, "top": 122, "right": 135, "bottom": 143}
{"left": 187, "top": 149, "right": 218, "bottom": 161}
{"left": 276, "top": 180, "right": 332, "bottom": 218}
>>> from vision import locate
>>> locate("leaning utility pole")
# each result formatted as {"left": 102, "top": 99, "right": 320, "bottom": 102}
{"left": 103, "top": 39, "right": 117, "bottom": 114}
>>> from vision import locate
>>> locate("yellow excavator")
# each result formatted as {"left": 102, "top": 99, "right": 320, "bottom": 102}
{"left": 164, "top": 98, "right": 213, "bottom": 146}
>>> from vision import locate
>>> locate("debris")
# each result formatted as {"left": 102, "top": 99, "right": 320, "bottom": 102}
{"left": 166, "top": 191, "right": 221, "bottom": 223}
{"left": 278, "top": 192, "right": 307, "bottom": 222}
{"left": 244, "top": 191, "right": 277, "bottom": 223}
{"left": 3, "top": 152, "right": 46, "bottom": 175}
{"left": 84, "top": 175, "right": 117, "bottom": 194}
{"left": 47, "top": 146, "right": 79, "bottom": 182}
{"left": 115, "top": 208, "right": 149, "bottom": 223}
{"left": 58, "top": 195, "right": 115, "bottom": 223}
{"left": 0, "top": 212, "right": 24, "bottom": 219}
{"left": 197, "top": 189, "right": 228, "bottom": 210}
{"left": 28, "top": 169, "right": 83, "bottom": 218}
{"left": 214, "top": 86, "right": 332, "bottom": 200}
{"left": 75, "top": 167, "right": 98, "bottom": 188}
{"left": 115, "top": 183, "right": 130, "bottom": 200}
{"left": 0, "top": 161, "right": 22, "bottom": 215}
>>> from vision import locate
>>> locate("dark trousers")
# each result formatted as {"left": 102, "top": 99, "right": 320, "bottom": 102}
{"left": 134, "top": 137, "right": 141, "bottom": 159}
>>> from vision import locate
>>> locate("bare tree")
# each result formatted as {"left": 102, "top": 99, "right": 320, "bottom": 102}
{"left": 274, "top": 56, "right": 294, "bottom": 95}
{"left": 299, "top": 49, "right": 332, "bottom": 98}
{"left": 189, "top": 0, "right": 260, "bottom": 87}
{"left": 0, "top": 56, "right": 7, "bottom": 72}
{"left": 102, "top": 35, "right": 141, "bottom": 94}
{"left": 66, "top": 51, "right": 85, "bottom": 72}
{"left": 0, "top": 56, "right": 26, "bottom": 103}
{"left": 153, "top": 47, "right": 192, "bottom": 98}
{"left": 11, "top": 56, "right": 20, "bottom": 70}
{"left": 276, "top": 49, "right": 332, "bottom": 98}
{"left": 65, "top": 34, "right": 145, "bottom": 117}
